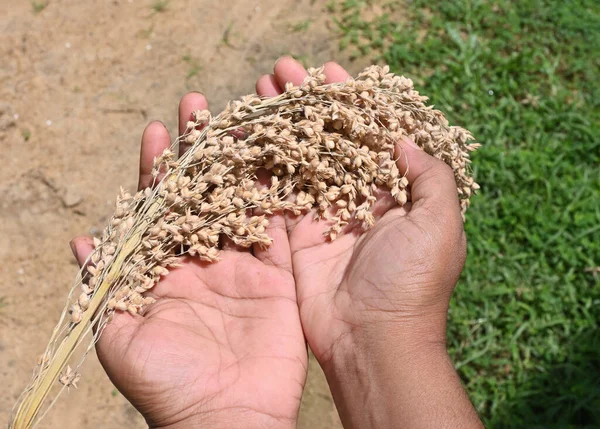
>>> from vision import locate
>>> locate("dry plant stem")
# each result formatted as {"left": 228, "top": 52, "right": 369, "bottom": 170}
{"left": 12, "top": 199, "right": 163, "bottom": 428}
{"left": 10, "top": 65, "right": 480, "bottom": 429}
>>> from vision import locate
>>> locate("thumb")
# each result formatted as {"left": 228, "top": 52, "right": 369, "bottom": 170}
{"left": 69, "top": 236, "right": 95, "bottom": 267}
{"left": 69, "top": 235, "right": 139, "bottom": 341}
{"left": 396, "top": 138, "right": 463, "bottom": 228}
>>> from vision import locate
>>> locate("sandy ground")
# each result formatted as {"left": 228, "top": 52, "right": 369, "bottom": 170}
{"left": 0, "top": 0, "right": 377, "bottom": 427}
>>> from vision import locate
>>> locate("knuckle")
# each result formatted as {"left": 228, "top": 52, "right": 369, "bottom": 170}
{"left": 432, "top": 160, "right": 455, "bottom": 181}
{"left": 420, "top": 158, "right": 456, "bottom": 189}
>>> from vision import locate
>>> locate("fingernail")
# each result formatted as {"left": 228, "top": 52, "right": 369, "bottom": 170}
{"left": 401, "top": 136, "right": 422, "bottom": 151}
{"left": 69, "top": 240, "right": 78, "bottom": 260}
{"left": 146, "top": 120, "right": 167, "bottom": 132}
{"left": 275, "top": 55, "right": 295, "bottom": 66}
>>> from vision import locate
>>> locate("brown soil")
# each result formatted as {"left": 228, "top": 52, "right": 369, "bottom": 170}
{"left": 0, "top": 0, "right": 381, "bottom": 427}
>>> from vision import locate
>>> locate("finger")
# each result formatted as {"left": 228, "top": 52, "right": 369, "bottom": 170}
{"left": 328, "top": 61, "right": 392, "bottom": 221}
{"left": 178, "top": 92, "right": 208, "bottom": 136}
{"left": 396, "top": 137, "right": 463, "bottom": 228}
{"left": 256, "top": 74, "right": 282, "bottom": 97}
{"left": 370, "top": 186, "right": 399, "bottom": 219}
{"left": 252, "top": 169, "right": 293, "bottom": 275}
{"left": 178, "top": 92, "right": 209, "bottom": 157}
{"left": 70, "top": 236, "right": 161, "bottom": 300}
{"left": 273, "top": 56, "right": 308, "bottom": 90}
{"left": 138, "top": 121, "right": 171, "bottom": 191}
{"left": 69, "top": 236, "right": 94, "bottom": 267}
{"left": 69, "top": 236, "right": 140, "bottom": 344}
{"left": 323, "top": 61, "right": 351, "bottom": 83}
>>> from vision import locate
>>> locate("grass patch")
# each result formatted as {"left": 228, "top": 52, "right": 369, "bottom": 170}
{"left": 182, "top": 54, "right": 202, "bottom": 79}
{"left": 332, "top": 0, "right": 600, "bottom": 426}
{"left": 151, "top": 0, "right": 168, "bottom": 13}
{"left": 290, "top": 19, "right": 312, "bottom": 33}
{"left": 137, "top": 24, "right": 155, "bottom": 39}
{"left": 31, "top": 1, "right": 48, "bottom": 14}
{"left": 220, "top": 21, "right": 235, "bottom": 49}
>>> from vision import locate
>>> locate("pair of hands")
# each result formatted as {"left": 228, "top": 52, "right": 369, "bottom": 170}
{"left": 70, "top": 57, "right": 482, "bottom": 429}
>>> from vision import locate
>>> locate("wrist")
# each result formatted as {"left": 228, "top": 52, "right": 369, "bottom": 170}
{"left": 322, "top": 309, "right": 449, "bottom": 368}
{"left": 320, "top": 322, "right": 482, "bottom": 429}
{"left": 321, "top": 323, "right": 450, "bottom": 429}
{"left": 145, "top": 401, "right": 297, "bottom": 429}
{"left": 150, "top": 409, "right": 296, "bottom": 429}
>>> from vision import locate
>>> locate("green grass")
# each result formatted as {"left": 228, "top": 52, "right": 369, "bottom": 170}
{"left": 151, "top": 0, "right": 168, "bottom": 13}
{"left": 220, "top": 21, "right": 235, "bottom": 49}
{"left": 182, "top": 54, "right": 202, "bottom": 79}
{"left": 21, "top": 129, "right": 31, "bottom": 142}
{"left": 332, "top": 0, "right": 600, "bottom": 427}
{"left": 31, "top": 1, "right": 48, "bottom": 14}
{"left": 290, "top": 19, "right": 313, "bottom": 33}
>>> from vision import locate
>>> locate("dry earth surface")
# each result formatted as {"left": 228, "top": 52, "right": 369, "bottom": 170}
{"left": 0, "top": 0, "right": 377, "bottom": 427}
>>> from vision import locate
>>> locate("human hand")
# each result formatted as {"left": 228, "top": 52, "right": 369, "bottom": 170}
{"left": 256, "top": 55, "right": 465, "bottom": 375}
{"left": 255, "top": 57, "right": 482, "bottom": 428}
{"left": 69, "top": 94, "right": 307, "bottom": 429}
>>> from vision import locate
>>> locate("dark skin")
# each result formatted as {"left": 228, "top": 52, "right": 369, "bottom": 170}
{"left": 71, "top": 95, "right": 307, "bottom": 429}
{"left": 71, "top": 57, "right": 484, "bottom": 429}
